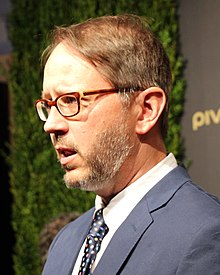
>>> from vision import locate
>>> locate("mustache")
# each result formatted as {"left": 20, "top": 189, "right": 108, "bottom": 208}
{"left": 55, "top": 136, "right": 80, "bottom": 154}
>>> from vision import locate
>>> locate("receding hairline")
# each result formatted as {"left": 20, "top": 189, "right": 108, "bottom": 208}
{"left": 41, "top": 14, "right": 154, "bottom": 67}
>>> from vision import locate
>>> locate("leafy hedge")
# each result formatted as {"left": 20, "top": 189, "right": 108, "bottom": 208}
{"left": 8, "top": 0, "right": 184, "bottom": 274}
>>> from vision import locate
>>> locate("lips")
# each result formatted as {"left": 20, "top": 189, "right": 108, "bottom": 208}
{"left": 55, "top": 146, "right": 77, "bottom": 166}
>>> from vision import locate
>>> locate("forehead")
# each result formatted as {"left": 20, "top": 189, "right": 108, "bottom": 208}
{"left": 43, "top": 42, "right": 110, "bottom": 96}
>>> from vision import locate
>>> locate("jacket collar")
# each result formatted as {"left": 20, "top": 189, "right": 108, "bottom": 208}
{"left": 93, "top": 165, "right": 191, "bottom": 274}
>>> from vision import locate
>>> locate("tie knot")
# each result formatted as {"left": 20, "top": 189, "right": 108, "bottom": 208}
{"left": 88, "top": 208, "right": 109, "bottom": 241}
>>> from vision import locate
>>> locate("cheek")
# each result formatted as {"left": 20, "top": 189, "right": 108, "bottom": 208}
{"left": 68, "top": 98, "right": 126, "bottom": 146}
{"left": 68, "top": 121, "right": 100, "bottom": 149}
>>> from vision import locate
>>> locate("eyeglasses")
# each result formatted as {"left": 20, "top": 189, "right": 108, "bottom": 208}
{"left": 35, "top": 87, "right": 142, "bottom": 121}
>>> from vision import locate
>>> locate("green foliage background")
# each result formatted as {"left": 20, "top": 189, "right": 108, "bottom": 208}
{"left": 8, "top": 0, "right": 184, "bottom": 274}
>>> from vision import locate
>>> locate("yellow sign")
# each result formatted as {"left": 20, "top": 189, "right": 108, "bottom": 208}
{"left": 192, "top": 108, "right": 220, "bottom": 131}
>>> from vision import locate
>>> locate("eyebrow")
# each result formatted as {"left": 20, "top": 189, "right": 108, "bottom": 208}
{"left": 41, "top": 88, "right": 69, "bottom": 99}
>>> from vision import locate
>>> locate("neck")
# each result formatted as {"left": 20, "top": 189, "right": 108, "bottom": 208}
{"left": 97, "top": 140, "right": 167, "bottom": 205}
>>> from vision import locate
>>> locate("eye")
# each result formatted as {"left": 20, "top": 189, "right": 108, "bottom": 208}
{"left": 59, "top": 95, "right": 77, "bottom": 106}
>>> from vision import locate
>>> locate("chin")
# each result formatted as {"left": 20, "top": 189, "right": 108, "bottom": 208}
{"left": 63, "top": 170, "right": 81, "bottom": 188}
{"left": 63, "top": 169, "right": 90, "bottom": 190}
{"left": 63, "top": 172, "right": 108, "bottom": 192}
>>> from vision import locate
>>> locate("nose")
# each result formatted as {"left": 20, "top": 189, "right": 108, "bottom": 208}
{"left": 44, "top": 107, "right": 69, "bottom": 135}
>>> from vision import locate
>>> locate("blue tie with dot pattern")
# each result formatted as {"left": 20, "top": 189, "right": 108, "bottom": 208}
{"left": 78, "top": 208, "right": 109, "bottom": 275}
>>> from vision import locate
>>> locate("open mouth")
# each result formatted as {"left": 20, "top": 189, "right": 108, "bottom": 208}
{"left": 60, "top": 148, "right": 76, "bottom": 158}
{"left": 56, "top": 147, "right": 77, "bottom": 165}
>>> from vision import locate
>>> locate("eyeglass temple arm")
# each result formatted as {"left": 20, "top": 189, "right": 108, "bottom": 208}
{"left": 83, "top": 88, "right": 120, "bottom": 97}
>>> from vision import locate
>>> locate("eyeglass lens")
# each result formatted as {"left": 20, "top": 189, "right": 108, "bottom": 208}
{"left": 37, "top": 94, "right": 79, "bottom": 121}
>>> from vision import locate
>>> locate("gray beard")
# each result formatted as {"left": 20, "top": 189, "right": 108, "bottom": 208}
{"left": 64, "top": 118, "right": 134, "bottom": 192}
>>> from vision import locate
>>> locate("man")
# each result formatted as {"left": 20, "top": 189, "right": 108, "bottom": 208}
{"left": 35, "top": 14, "right": 220, "bottom": 275}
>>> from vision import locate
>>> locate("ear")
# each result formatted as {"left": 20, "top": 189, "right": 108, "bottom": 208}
{"left": 135, "top": 87, "right": 166, "bottom": 135}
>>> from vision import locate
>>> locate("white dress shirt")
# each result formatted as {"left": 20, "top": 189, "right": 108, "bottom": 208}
{"left": 72, "top": 153, "right": 177, "bottom": 274}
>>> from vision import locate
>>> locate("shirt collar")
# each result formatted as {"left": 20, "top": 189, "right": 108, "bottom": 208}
{"left": 95, "top": 153, "right": 178, "bottom": 211}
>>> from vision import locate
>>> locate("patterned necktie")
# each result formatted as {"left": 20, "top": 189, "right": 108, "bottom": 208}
{"left": 78, "top": 208, "right": 109, "bottom": 275}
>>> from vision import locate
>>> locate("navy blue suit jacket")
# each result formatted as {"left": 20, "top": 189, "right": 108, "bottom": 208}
{"left": 42, "top": 166, "right": 220, "bottom": 274}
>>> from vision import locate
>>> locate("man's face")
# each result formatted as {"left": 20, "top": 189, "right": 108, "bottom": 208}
{"left": 42, "top": 42, "right": 137, "bottom": 196}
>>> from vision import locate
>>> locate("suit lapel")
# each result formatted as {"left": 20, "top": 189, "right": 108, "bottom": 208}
{"left": 43, "top": 208, "right": 94, "bottom": 275}
{"left": 66, "top": 208, "right": 95, "bottom": 274}
{"left": 93, "top": 197, "right": 152, "bottom": 275}
{"left": 146, "top": 165, "right": 190, "bottom": 212}
{"left": 93, "top": 166, "right": 191, "bottom": 274}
